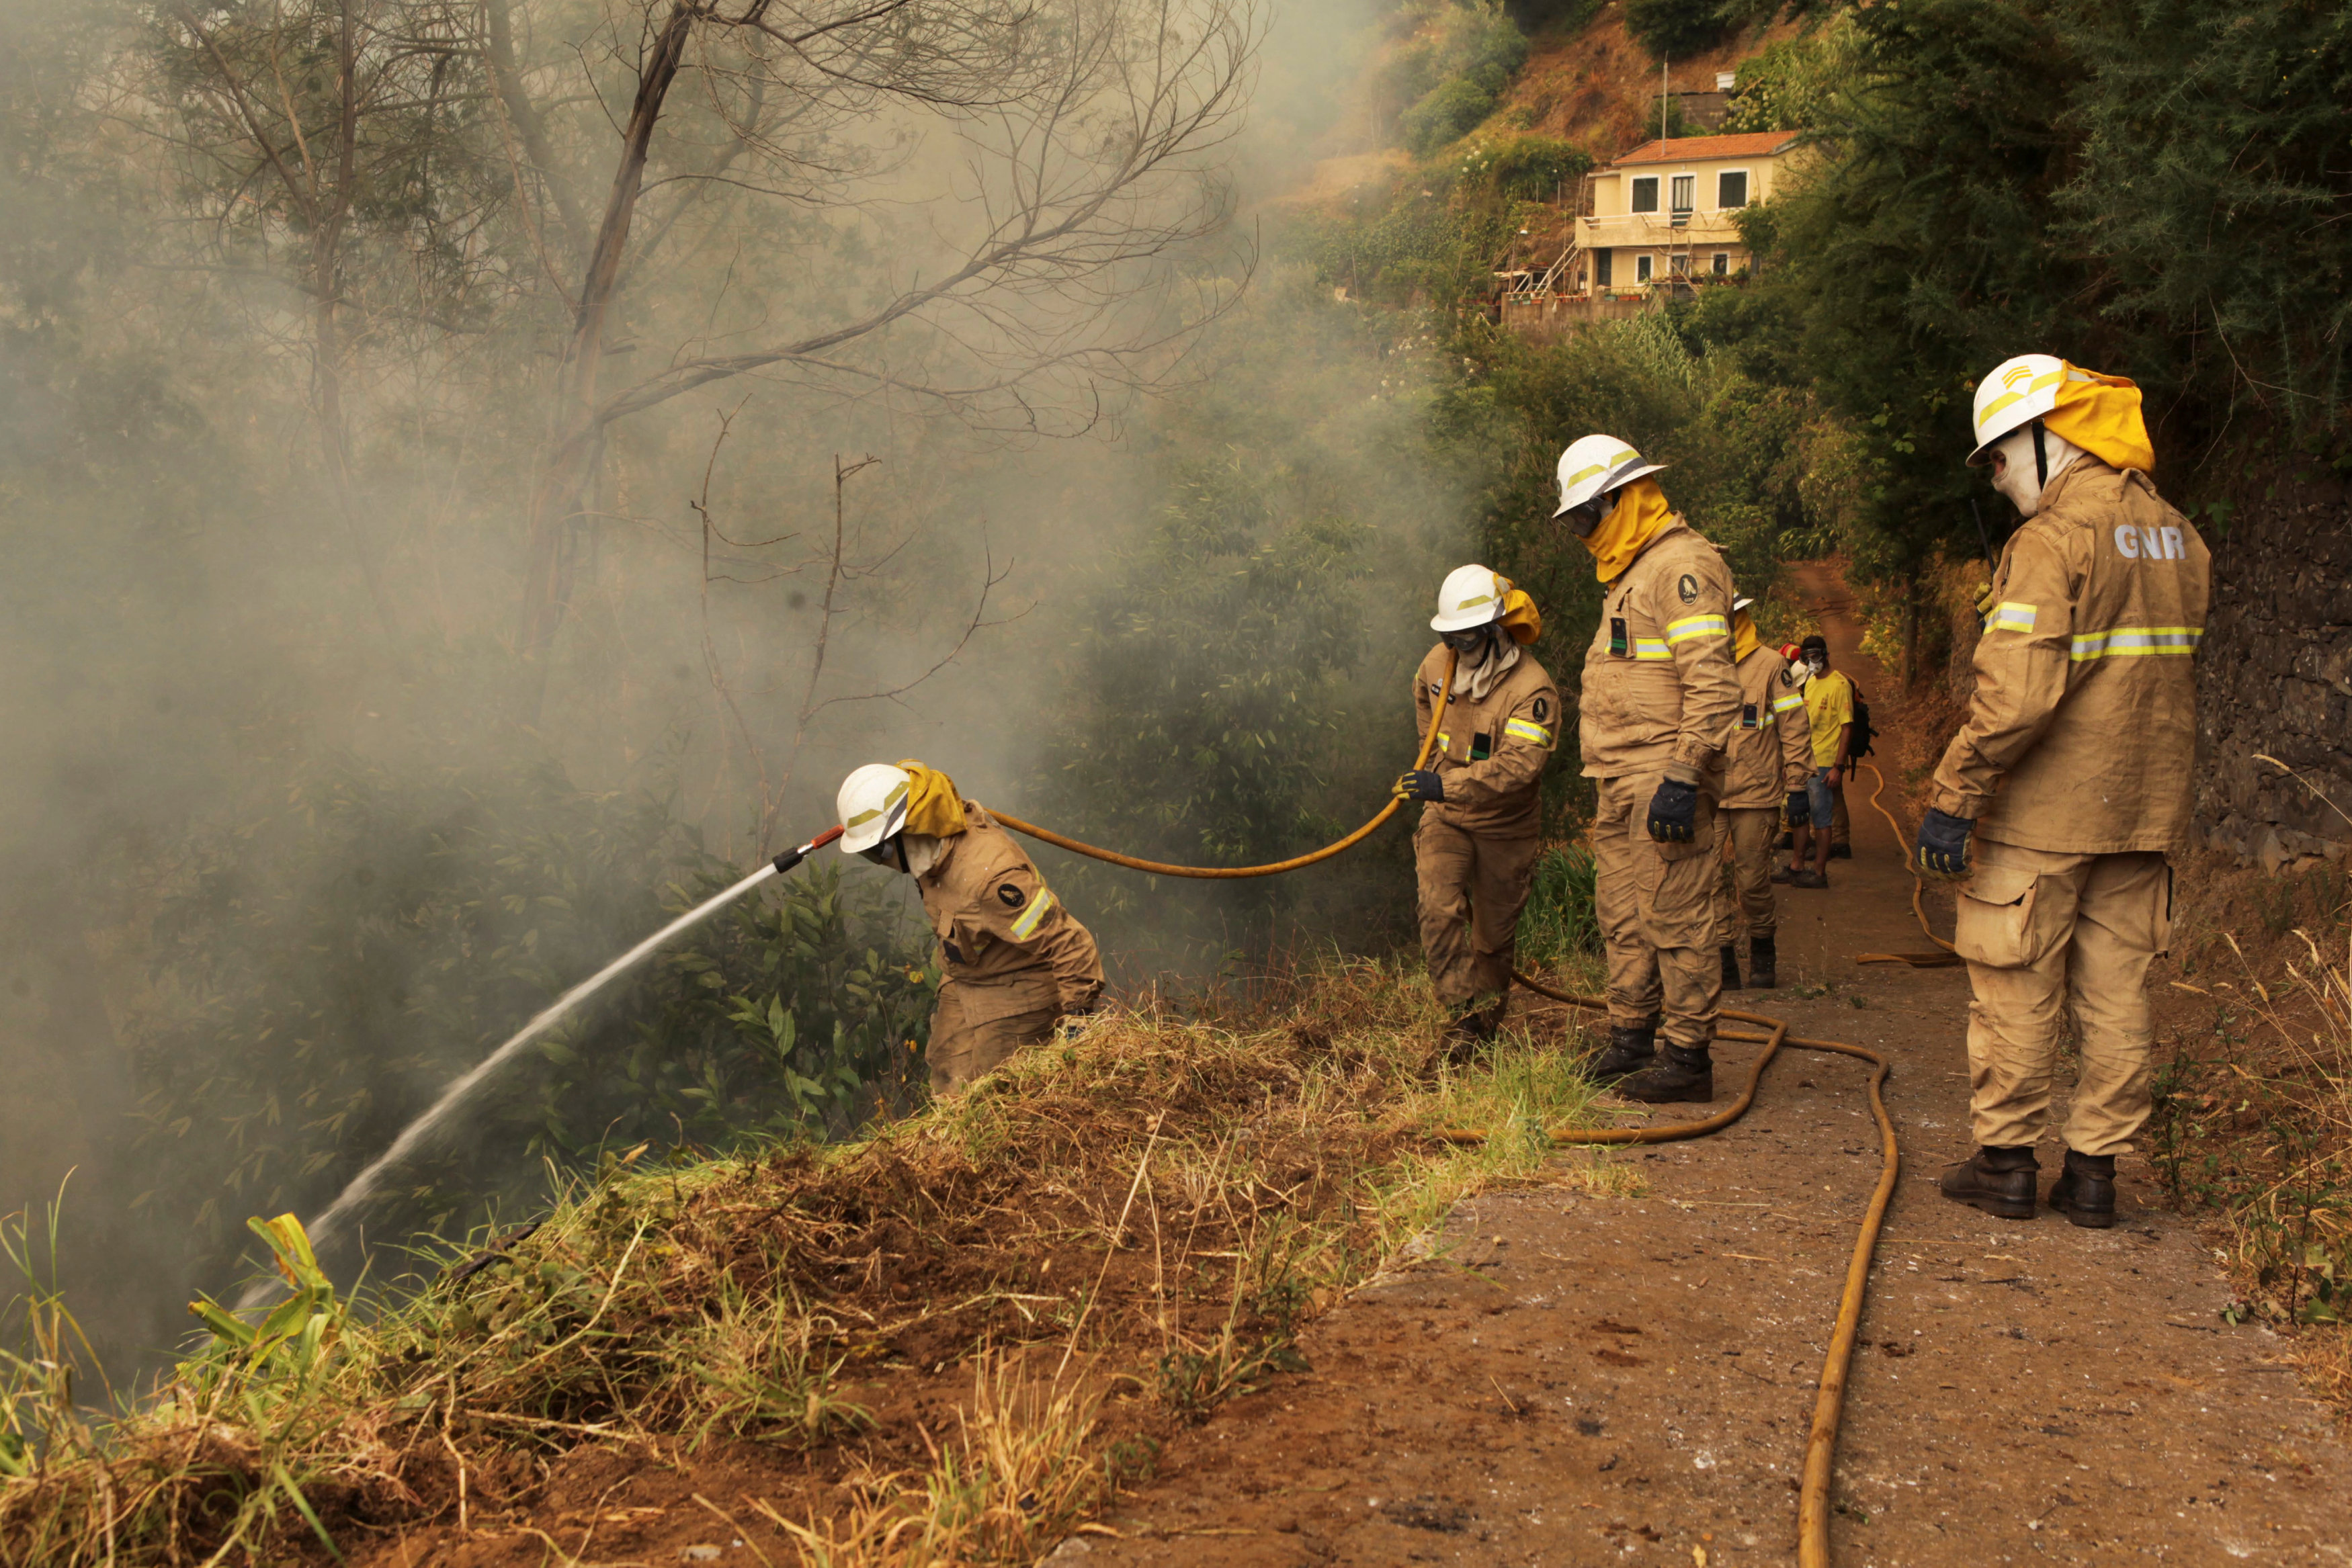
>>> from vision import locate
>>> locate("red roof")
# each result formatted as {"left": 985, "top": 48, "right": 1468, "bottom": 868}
{"left": 1604, "top": 132, "right": 1802, "bottom": 168}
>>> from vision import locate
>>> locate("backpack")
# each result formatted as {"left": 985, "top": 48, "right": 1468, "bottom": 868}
{"left": 1847, "top": 682, "right": 1876, "bottom": 763}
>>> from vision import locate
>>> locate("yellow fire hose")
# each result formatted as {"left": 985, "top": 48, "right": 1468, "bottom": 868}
{"left": 992, "top": 659, "right": 1972, "bottom": 1567}
{"left": 991, "top": 652, "right": 1460, "bottom": 877}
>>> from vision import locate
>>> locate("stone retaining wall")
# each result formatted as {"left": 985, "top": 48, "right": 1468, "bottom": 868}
{"left": 2195, "top": 470, "right": 2352, "bottom": 872}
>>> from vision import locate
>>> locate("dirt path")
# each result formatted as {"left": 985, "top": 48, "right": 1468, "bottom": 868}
{"left": 1072, "top": 565, "right": 2352, "bottom": 1567}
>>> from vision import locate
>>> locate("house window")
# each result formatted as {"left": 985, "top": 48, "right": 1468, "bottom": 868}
{"left": 1712, "top": 252, "right": 1729, "bottom": 276}
{"left": 1636, "top": 254, "right": 1653, "bottom": 283}
{"left": 1669, "top": 254, "right": 1690, "bottom": 277}
{"left": 1630, "top": 175, "right": 1659, "bottom": 214}
{"left": 1594, "top": 249, "right": 1613, "bottom": 288}
{"left": 1670, "top": 175, "right": 1695, "bottom": 214}
{"left": 1718, "top": 170, "right": 1750, "bottom": 208}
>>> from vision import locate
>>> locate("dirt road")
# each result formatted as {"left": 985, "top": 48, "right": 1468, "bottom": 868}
{"left": 1073, "top": 568, "right": 2352, "bottom": 1566}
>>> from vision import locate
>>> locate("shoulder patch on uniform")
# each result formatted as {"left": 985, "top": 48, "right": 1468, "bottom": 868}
{"left": 1532, "top": 696, "right": 1549, "bottom": 723}
{"left": 1677, "top": 572, "right": 1699, "bottom": 605}
{"left": 997, "top": 883, "right": 1024, "bottom": 908}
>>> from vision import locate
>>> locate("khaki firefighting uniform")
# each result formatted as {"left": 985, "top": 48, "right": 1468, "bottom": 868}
{"left": 1714, "top": 645, "right": 1812, "bottom": 948}
{"left": 914, "top": 804, "right": 1104, "bottom": 1094}
{"left": 1581, "top": 519, "right": 1742, "bottom": 1051}
{"left": 1412, "top": 642, "right": 1561, "bottom": 1018}
{"left": 1929, "top": 460, "right": 2209, "bottom": 1156}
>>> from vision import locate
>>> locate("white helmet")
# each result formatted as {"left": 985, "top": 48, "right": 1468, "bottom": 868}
{"left": 1968, "top": 353, "right": 2095, "bottom": 466}
{"left": 1731, "top": 594, "right": 1755, "bottom": 613}
{"left": 836, "top": 763, "right": 912, "bottom": 854}
{"left": 1554, "top": 433, "right": 1667, "bottom": 517}
{"left": 1431, "top": 564, "right": 1504, "bottom": 633}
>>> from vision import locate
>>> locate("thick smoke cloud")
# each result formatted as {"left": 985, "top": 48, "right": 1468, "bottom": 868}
{"left": 0, "top": 0, "right": 1462, "bottom": 1381}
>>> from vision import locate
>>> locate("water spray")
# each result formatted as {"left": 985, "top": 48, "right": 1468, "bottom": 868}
{"left": 239, "top": 826, "right": 845, "bottom": 1309}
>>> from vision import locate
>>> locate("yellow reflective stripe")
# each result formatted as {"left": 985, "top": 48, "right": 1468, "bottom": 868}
{"left": 1770, "top": 692, "right": 1806, "bottom": 714}
{"left": 1503, "top": 717, "right": 1552, "bottom": 746}
{"left": 1562, "top": 449, "right": 1639, "bottom": 489}
{"left": 2068, "top": 625, "right": 2203, "bottom": 661}
{"left": 1010, "top": 887, "right": 1056, "bottom": 940}
{"left": 1633, "top": 638, "right": 1673, "bottom": 660}
{"left": 1988, "top": 601, "right": 2038, "bottom": 633}
{"left": 1665, "top": 614, "right": 1729, "bottom": 645}
{"left": 1436, "top": 730, "right": 1450, "bottom": 751}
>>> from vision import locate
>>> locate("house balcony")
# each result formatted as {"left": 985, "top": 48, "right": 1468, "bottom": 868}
{"left": 1576, "top": 212, "right": 1750, "bottom": 251}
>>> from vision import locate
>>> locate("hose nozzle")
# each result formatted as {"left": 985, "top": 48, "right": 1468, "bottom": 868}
{"left": 773, "top": 824, "right": 845, "bottom": 876}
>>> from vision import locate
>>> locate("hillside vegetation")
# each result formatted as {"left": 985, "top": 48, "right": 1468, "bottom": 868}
{"left": 2, "top": 961, "right": 1619, "bottom": 1566}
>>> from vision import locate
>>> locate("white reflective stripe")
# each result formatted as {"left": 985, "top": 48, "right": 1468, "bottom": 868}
{"left": 1436, "top": 730, "right": 1451, "bottom": 751}
{"left": 1504, "top": 717, "right": 1553, "bottom": 746}
{"left": 1633, "top": 638, "right": 1673, "bottom": 661}
{"left": 1988, "top": 601, "right": 2038, "bottom": 633}
{"left": 2068, "top": 625, "right": 2203, "bottom": 661}
{"left": 1665, "top": 614, "right": 1729, "bottom": 645}
{"left": 1770, "top": 693, "right": 1806, "bottom": 713}
{"left": 1010, "top": 887, "right": 1056, "bottom": 940}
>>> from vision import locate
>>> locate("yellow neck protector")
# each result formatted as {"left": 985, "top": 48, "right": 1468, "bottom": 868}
{"left": 1581, "top": 477, "right": 1675, "bottom": 583}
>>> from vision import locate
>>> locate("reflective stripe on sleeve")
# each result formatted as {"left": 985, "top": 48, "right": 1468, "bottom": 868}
{"left": 1010, "top": 887, "right": 1057, "bottom": 940}
{"left": 1633, "top": 637, "right": 1673, "bottom": 661}
{"left": 1503, "top": 717, "right": 1553, "bottom": 746}
{"left": 1989, "top": 602, "right": 2038, "bottom": 634}
{"left": 1770, "top": 692, "right": 1806, "bottom": 715}
{"left": 2069, "top": 625, "right": 2203, "bottom": 661}
{"left": 1665, "top": 614, "right": 1730, "bottom": 646}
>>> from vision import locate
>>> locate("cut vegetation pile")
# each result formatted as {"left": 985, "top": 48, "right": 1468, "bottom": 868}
{"left": 1, "top": 957, "right": 1618, "bottom": 1566}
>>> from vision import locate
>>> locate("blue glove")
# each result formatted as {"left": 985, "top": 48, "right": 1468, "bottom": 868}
{"left": 1916, "top": 808, "right": 1974, "bottom": 880}
{"left": 1646, "top": 777, "right": 1699, "bottom": 843}
{"left": 1785, "top": 788, "right": 1809, "bottom": 826}
{"left": 1395, "top": 769, "right": 1445, "bottom": 803}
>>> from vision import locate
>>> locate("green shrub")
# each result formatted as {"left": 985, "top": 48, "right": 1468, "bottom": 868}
{"left": 1404, "top": 77, "right": 1502, "bottom": 156}
{"left": 1459, "top": 134, "right": 1593, "bottom": 202}
{"left": 1390, "top": 3, "right": 1529, "bottom": 155}
{"left": 120, "top": 752, "right": 934, "bottom": 1280}
{"left": 1517, "top": 846, "right": 1599, "bottom": 966}
{"left": 1625, "top": 0, "right": 1730, "bottom": 61}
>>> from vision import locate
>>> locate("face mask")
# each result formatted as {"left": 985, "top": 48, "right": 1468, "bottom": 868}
{"left": 1988, "top": 423, "right": 2083, "bottom": 519}
{"left": 1805, "top": 653, "right": 1828, "bottom": 676}
{"left": 859, "top": 837, "right": 911, "bottom": 873}
{"left": 1560, "top": 496, "right": 1607, "bottom": 538}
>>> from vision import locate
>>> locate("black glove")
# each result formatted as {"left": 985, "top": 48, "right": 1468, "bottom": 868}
{"left": 1785, "top": 788, "right": 1809, "bottom": 826}
{"left": 1646, "top": 777, "right": 1699, "bottom": 843}
{"left": 1395, "top": 769, "right": 1445, "bottom": 803}
{"left": 771, "top": 844, "right": 808, "bottom": 875}
{"left": 1916, "top": 808, "right": 1974, "bottom": 880}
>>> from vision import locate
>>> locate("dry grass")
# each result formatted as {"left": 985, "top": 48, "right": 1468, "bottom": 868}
{"left": 2154, "top": 850, "right": 2352, "bottom": 1419}
{"left": 1, "top": 953, "right": 1620, "bottom": 1566}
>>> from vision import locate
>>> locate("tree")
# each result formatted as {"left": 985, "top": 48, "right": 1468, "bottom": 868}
{"left": 495, "top": 0, "right": 1263, "bottom": 662}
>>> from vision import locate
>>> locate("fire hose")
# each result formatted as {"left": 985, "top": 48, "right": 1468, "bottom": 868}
{"left": 985, "top": 658, "right": 1975, "bottom": 1567}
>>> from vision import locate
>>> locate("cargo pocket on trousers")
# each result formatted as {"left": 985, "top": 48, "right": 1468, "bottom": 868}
{"left": 1952, "top": 863, "right": 2047, "bottom": 969}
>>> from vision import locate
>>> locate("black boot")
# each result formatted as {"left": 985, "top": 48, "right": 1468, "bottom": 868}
{"left": 1441, "top": 1002, "right": 1502, "bottom": 1065}
{"left": 1748, "top": 935, "right": 1777, "bottom": 990}
{"left": 1938, "top": 1145, "right": 2040, "bottom": 1221}
{"left": 1588, "top": 1021, "right": 1657, "bottom": 1083}
{"left": 1617, "top": 1043, "right": 1714, "bottom": 1103}
{"left": 2048, "top": 1149, "right": 2117, "bottom": 1229}
{"left": 1720, "top": 944, "right": 1742, "bottom": 992}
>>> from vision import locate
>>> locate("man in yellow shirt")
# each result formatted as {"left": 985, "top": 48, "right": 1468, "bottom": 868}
{"left": 1783, "top": 634, "right": 1851, "bottom": 889}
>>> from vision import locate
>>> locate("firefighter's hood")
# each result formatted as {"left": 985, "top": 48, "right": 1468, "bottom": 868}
{"left": 1581, "top": 476, "right": 1677, "bottom": 583}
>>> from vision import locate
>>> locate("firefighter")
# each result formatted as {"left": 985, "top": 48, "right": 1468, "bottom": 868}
{"left": 1395, "top": 564, "right": 1560, "bottom": 1057}
{"left": 1713, "top": 595, "right": 1811, "bottom": 990}
{"left": 1554, "top": 435, "right": 1742, "bottom": 1102}
{"left": 835, "top": 760, "right": 1104, "bottom": 1096}
{"left": 1919, "top": 355, "right": 2210, "bottom": 1229}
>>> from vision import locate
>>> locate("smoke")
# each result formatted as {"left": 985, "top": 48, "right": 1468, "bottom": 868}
{"left": 0, "top": 0, "right": 1470, "bottom": 1382}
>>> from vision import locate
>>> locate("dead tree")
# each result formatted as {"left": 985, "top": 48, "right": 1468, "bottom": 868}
{"left": 495, "top": 0, "right": 1261, "bottom": 662}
